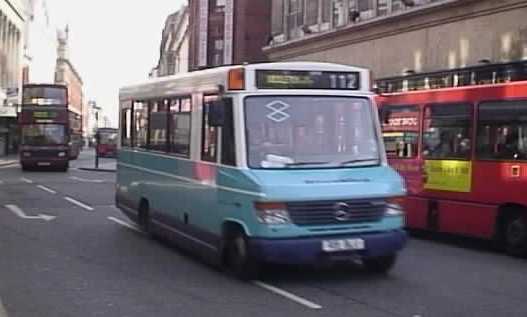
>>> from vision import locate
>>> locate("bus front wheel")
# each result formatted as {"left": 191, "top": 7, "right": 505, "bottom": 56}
{"left": 363, "top": 254, "right": 397, "bottom": 274}
{"left": 224, "top": 230, "right": 259, "bottom": 280}
{"left": 504, "top": 212, "right": 527, "bottom": 257}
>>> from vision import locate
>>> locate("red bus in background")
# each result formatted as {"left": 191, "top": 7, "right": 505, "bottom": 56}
{"left": 95, "top": 128, "right": 118, "bottom": 158}
{"left": 376, "top": 60, "right": 527, "bottom": 256}
{"left": 19, "top": 84, "right": 70, "bottom": 171}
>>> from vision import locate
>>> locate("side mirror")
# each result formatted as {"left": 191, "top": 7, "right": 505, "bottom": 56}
{"left": 208, "top": 98, "right": 230, "bottom": 127}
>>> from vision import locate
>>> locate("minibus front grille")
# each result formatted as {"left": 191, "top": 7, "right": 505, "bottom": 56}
{"left": 286, "top": 200, "right": 386, "bottom": 226}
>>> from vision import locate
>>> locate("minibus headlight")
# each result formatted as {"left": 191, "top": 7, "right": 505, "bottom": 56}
{"left": 58, "top": 152, "right": 66, "bottom": 157}
{"left": 254, "top": 202, "right": 291, "bottom": 225}
{"left": 385, "top": 197, "right": 404, "bottom": 216}
{"left": 23, "top": 152, "right": 31, "bottom": 157}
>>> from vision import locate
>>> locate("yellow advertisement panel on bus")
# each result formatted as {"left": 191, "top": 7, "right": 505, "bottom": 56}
{"left": 424, "top": 160, "right": 472, "bottom": 192}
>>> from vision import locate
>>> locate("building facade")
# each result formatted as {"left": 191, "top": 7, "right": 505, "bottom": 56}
{"left": 188, "top": 0, "right": 271, "bottom": 71}
{"left": 156, "top": 6, "right": 189, "bottom": 77}
{"left": 0, "top": 0, "right": 26, "bottom": 155}
{"left": 23, "top": 0, "right": 56, "bottom": 84}
{"left": 54, "top": 26, "right": 86, "bottom": 141}
{"left": 265, "top": 0, "right": 527, "bottom": 79}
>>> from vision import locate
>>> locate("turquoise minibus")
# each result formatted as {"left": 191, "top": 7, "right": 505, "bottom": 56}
{"left": 116, "top": 62, "right": 407, "bottom": 278}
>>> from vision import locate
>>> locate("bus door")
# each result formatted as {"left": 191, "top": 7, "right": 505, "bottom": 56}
{"left": 381, "top": 105, "right": 427, "bottom": 229}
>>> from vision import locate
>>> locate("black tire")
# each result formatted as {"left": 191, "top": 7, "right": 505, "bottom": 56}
{"left": 60, "top": 162, "right": 69, "bottom": 172}
{"left": 21, "top": 164, "right": 29, "bottom": 171}
{"left": 225, "top": 230, "right": 259, "bottom": 280}
{"left": 363, "top": 254, "right": 397, "bottom": 274}
{"left": 138, "top": 200, "right": 153, "bottom": 236}
{"left": 504, "top": 212, "right": 527, "bottom": 257}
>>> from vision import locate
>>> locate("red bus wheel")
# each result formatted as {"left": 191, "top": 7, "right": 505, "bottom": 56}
{"left": 505, "top": 213, "right": 527, "bottom": 257}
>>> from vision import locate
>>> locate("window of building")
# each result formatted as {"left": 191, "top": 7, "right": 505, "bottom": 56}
{"left": 381, "top": 105, "right": 420, "bottom": 158}
{"left": 322, "top": 0, "right": 332, "bottom": 23}
{"left": 332, "top": 0, "right": 346, "bottom": 27}
{"left": 221, "top": 98, "right": 236, "bottom": 166}
{"left": 121, "top": 104, "right": 133, "bottom": 147}
{"left": 169, "top": 97, "right": 191, "bottom": 157}
{"left": 422, "top": 104, "right": 472, "bottom": 160}
{"left": 149, "top": 100, "right": 169, "bottom": 151}
{"left": 272, "top": 0, "right": 285, "bottom": 35}
{"left": 287, "top": 0, "right": 304, "bottom": 38}
{"left": 306, "top": 0, "right": 319, "bottom": 26}
{"left": 477, "top": 100, "right": 527, "bottom": 161}
{"left": 377, "top": 0, "right": 389, "bottom": 16}
{"left": 202, "top": 95, "right": 219, "bottom": 162}
{"left": 357, "top": 0, "right": 375, "bottom": 20}
{"left": 133, "top": 101, "right": 148, "bottom": 149}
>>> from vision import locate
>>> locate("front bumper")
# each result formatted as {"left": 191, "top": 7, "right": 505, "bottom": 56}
{"left": 249, "top": 229, "right": 407, "bottom": 265}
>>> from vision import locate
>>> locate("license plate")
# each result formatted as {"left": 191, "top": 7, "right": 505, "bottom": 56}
{"left": 37, "top": 162, "right": 51, "bottom": 166}
{"left": 322, "top": 238, "right": 365, "bottom": 252}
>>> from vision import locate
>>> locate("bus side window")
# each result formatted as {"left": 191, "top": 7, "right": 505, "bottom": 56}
{"left": 422, "top": 103, "right": 472, "bottom": 160}
{"left": 133, "top": 101, "right": 148, "bottom": 149}
{"left": 169, "top": 97, "right": 191, "bottom": 157}
{"left": 477, "top": 100, "right": 527, "bottom": 161}
{"left": 202, "top": 95, "right": 219, "bottom": 162}
{"left": 120, "top": 105, "right": 132, "bottom": 147}
{"left": 221, "top": 98, "right": 236, "bottom": 166}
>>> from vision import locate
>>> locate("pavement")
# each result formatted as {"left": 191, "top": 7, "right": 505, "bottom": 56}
{"left": 0, "top": 155, "right": 17, "bottom": 167}
{"left": 0, "top": 150, "right": 527, "bottom": 316}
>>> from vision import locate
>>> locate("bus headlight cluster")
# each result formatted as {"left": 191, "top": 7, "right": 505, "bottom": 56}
{"left": 58, "top": 152, "right": 66, "bottom": 157}
{"left": 385, "top": 198, "right": 404, "bottom": 216}
{"left": 23, "top": 152, "right": 31, "bottom": 157}
{"left": 254, "top": 202, "right": 291, "bottom": 225}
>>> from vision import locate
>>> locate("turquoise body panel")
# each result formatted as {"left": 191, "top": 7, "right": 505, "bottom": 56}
{"left": 116, "top": 149, "right": 405, "bottom": 240}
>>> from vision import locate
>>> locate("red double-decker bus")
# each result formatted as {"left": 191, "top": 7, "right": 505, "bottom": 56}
{"left": 377, "top": 60, "right": 527, "bottom": 256}
{"left": 19, "top": 84, "right": 70, "bottom": 171}
{"left": 95, "top": 127, "right": 118, "bottom": 158}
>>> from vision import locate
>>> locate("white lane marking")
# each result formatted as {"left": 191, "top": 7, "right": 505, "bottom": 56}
{"left": 37, "top": 185, "right": 57, "bottom": 194}
{"left": 0, "top": 296, "right": 8, "bottom": 317}
{"left": 4, "top": 204, "right": 56, "bottom": 221}
{"left": 0, "top": 180, "right": 3, "bottom": 185}
{"left": 64, "top": 197, "right": 94, "bottom": 211}
{"left": 252, "top": 281, "right": 323, "bottom": 310}
{"left": 69, "top": 176, "right": 104, "bottom": 183}
{"left": 20, "top": 177, "right": 33, "bottom": 184}
{"left": 108, "top": 217, "right": 142, "bottom": 233}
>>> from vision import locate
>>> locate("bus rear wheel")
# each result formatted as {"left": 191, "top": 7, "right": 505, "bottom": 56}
{"left": 225, "top": 230, "right": 259, "bottom": 280}
{"left": 504, "top": 212, "right": 527, "bottom": 257}
{"left": 363, "top": 254, "right": 397, "bottom": 274}
{"left": 138, "top": 200, "right": 153, "bottom": 236}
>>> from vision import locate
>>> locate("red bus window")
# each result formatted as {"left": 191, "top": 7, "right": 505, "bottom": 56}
{"left": 477, "top": 100, "right": 527, "bottom": 161}
{"left": 422, "top": 103, "right": 472, "bottom": 160}
{"left": 381, "top": 105, "right": 419, "bottom": 159}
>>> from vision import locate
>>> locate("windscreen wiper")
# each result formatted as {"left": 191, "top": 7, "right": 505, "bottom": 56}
{"left": 285, "top": 161, "right": 330, "bottom": 167}
{"left": 339, "top": 158, "right": 380, "bottom": 166}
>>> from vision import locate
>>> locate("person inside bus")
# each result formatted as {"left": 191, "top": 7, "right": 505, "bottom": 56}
{"left": 425, "top": 131, "right": 453, "bottom": 158}
{"left": 499, "top": 131, "right": 522, "bottom": 160}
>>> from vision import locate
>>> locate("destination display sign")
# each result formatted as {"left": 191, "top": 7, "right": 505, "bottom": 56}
{"left": 256, "top": 70, "right": 360, "bottom": 90}
{"left": 19, "top": 109, "right": 68, "bottom": 124}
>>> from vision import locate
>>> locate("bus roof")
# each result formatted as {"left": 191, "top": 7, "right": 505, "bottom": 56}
{"left": 119, "top": 62, "right": 372, "bottom": 101}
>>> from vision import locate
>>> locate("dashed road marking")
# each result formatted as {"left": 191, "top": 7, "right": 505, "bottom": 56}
{"left": 64, "top": 197, "right": 94, "bottom": 211}
{"left": 252, "top": 281, "right": 323, "bottom": 310}
{"left": 20, "top": 177, "right": 33, "bottom": 184}
{"left": 37, "top": 185, "right": 57, "bottom": 194}
{"left": 108, "top": 217, "right": 142, "bottom": 233}
{"left": 69, "top": 176, "right": 105, "bottom": 183}
{"left": 0, "top": 180, "right": 3, "bottom": 185}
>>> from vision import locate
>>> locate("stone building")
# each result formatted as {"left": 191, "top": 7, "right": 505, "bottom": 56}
{"left": 54, "top": 26, "right": 86, "bottom": 142}
{"left": 155, "top": 6, "right": 190, "bottom": 77}
{"left": 188, "top": 0, "right": 271, "bottom": 70}
{"left": 0, "top": 0, "right": 26, "bottom": 155}
{"left": 265, "top": 0, "right": 527, "bottom": 79}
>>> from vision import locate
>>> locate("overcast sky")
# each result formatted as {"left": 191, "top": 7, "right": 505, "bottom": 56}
{"left": 46, "top": 0, "right": 185, "bottom": 127}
